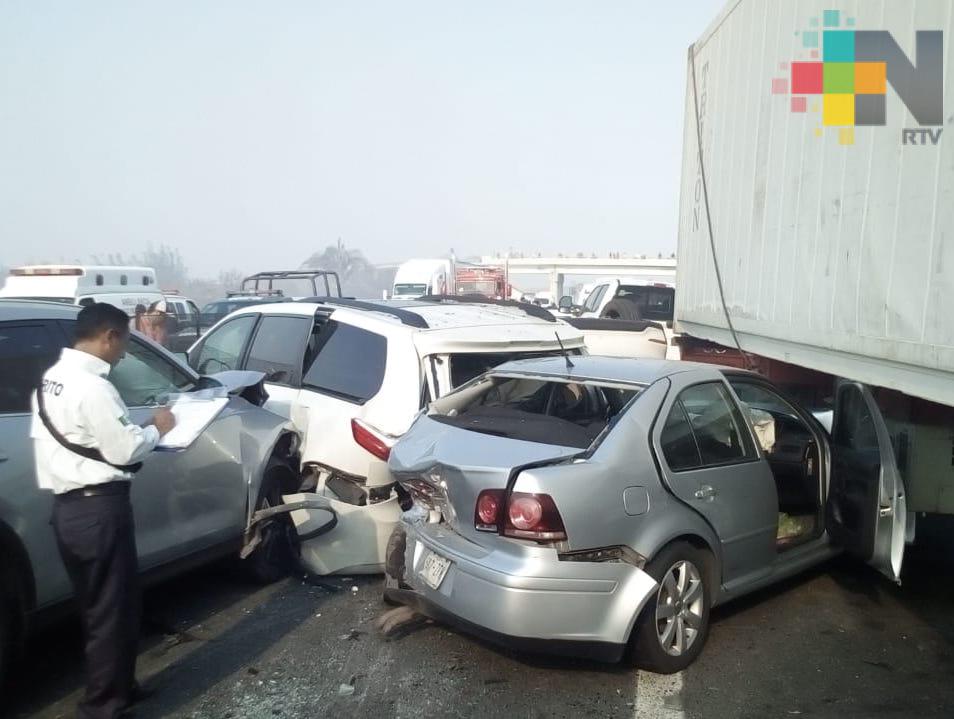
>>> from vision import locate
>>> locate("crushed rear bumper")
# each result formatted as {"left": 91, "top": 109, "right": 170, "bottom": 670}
{"left": 387, "top": 522, "right": 659, "bottom": 663}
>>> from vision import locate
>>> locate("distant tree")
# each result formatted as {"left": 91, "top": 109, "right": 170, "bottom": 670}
{"left": 85, "top": 243, "right": 249, "bottom": 305}
{"left": 301, "top": 240, "right": 390, "bottom": 298}
{"left": 217, "top": 269, "right": 245, "bottom": 292}
{"left": 301, "top": 239, "right": 371, "bottom": 278}
{"left": 92, "top": 243, "right": 188, "bottom": 291}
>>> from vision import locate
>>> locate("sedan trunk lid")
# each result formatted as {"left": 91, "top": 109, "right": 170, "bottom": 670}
{"left": 389, "top": 415, "right": 581, "bottom": 544}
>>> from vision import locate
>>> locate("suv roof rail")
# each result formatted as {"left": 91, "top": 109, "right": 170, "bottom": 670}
{"left": 417, "top": 294, "right": 557, "bottom": 323}
{"left": 299, "top": 297, "right": 430, "bottom": 329}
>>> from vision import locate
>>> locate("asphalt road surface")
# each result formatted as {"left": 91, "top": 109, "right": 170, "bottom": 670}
{"left": 5, "top": 547, "right": 953, "bottom": 719}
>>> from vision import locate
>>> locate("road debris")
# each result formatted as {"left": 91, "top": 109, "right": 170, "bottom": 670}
{"left": 373, "top": 605, "right": 431, "bottom": 639}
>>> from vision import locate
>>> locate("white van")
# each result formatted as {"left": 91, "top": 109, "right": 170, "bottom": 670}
{"left": 0, "top": 265, "right": 163, "bottom": 315}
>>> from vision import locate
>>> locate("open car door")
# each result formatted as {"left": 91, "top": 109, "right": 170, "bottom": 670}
{"left": 827, "top": 382, "right": 906, "bottom": 583}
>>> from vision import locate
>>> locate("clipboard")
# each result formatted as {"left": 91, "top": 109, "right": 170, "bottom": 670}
{"left": 155, "top": 395, "right": 229, "bottom": 451}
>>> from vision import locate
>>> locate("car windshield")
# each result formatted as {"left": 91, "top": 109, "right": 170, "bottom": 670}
{"left": 393, "top": 283, "right": 427, "bottom": 296}
{"left": 109, "top": 339, "right": 196, "bottom": 406}
{"left": 431, "top": 375, "right": 641, "bottom": 448}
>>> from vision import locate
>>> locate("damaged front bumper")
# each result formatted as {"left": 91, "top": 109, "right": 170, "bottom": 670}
{"left": 240, "top": 494, "right": 339, "bottom": 560}
{"left": 278, "top": 476, "right": 402, "bottom": 575}
{"left": 386, "top": 519, "right": 659, "bottom": 663}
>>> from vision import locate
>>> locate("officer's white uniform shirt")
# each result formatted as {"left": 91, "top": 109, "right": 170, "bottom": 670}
{"left": 30, "top": 348, "right": 160, "bottom": 494}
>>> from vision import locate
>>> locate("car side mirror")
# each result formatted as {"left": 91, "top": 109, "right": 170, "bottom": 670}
{"left": 558, "top": 296, "right": 573, "bottom": 311}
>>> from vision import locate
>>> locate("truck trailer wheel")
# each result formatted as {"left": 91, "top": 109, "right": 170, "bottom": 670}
{"left": 600, "top": 298, "right": 642, "bottom": 321}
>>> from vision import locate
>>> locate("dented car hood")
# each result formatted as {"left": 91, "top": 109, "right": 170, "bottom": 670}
{"left": 206, "top": 369, "right": 268, "bottom": 394}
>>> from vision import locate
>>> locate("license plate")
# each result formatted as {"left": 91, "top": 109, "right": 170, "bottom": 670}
{"left": 419, "top": 549, "right": 452, "bottom": 590}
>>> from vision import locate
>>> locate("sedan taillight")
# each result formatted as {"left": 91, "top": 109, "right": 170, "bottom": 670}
{"left": 475, "top": 490, "right": 503, "bottom": 530}
{"left": 474, "top": 489, "right": 566, "bottom": 542}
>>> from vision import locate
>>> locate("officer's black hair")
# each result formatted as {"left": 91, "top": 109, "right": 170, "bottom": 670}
{"left": 74, "top": 302, "right": 131, "bottom": 342}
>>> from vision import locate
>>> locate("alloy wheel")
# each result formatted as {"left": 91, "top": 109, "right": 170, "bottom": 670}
{"left": 655, "top": 559, "right": 705, "bottom": 657}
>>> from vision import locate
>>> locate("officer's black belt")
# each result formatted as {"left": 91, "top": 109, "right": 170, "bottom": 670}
{"left": 56, "top": 481, "right": 131, "bottom": 500}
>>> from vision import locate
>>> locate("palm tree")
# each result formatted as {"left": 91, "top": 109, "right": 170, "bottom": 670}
{"left": 301, "top": 240, "right": 388, "bottom": 298}
{"left": 301, "top": 239, "right": 371, "bottom": 278}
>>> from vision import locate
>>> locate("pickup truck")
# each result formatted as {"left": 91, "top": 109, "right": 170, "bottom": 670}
{"left": 561, "top": 317, "right": 668, "bottom": 360}
{"left": 558, "top": 278, "right": 678, "bottom": 359}
{"left": 558, "top": 278, "right": 674, "bottom": 323}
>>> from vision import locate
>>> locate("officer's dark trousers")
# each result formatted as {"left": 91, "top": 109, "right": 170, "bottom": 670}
{"left": 53, "top": 490, "right": 139, "bottom": 719}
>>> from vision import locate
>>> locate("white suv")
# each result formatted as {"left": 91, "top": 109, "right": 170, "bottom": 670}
{"left": 187, "top": 298, "right": 585, "bottom": 574}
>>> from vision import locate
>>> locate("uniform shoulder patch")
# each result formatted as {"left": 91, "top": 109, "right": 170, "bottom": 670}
{"left": 118, "top": 415, "right": 131, "bottom": 426}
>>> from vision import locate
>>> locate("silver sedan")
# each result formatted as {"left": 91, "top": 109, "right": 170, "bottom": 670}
{"left": 385, "top": 356, "right": 906, "bottom": 673}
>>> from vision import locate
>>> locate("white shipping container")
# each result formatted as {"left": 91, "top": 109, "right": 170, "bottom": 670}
{"left": 676, "top": 0, "right": 954, "bottom": 405}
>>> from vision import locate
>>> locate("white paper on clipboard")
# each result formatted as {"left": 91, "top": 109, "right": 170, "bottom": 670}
{"left": 156, "top": 395, "right": 229, "bottom": 451}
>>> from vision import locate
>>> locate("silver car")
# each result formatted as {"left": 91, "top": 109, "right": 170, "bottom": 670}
{"left": 0, "top": 300, "right": 309, "bottom": 685}
{"left": 385, "top": 357, "right": 906, "bottom": 673}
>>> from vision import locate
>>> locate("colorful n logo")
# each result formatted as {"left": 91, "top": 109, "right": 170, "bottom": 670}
{"left": 773, "top": 10, "right": 943, "bottom": 141}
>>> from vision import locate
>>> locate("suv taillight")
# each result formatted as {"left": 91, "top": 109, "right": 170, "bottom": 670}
{"left": 351, "top": 418, "right": 393, "bottom": 461}
{"left": 474, "top": 489, "right": 567, "bottom": 542}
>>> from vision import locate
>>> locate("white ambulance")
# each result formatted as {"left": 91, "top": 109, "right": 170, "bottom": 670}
{"left": 0, "top": 265, "right": 163, "bottom": 315}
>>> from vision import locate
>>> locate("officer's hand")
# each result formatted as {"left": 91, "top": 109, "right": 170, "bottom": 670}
{"left": 152, "top": 407, "right": 176, "bottom": 436}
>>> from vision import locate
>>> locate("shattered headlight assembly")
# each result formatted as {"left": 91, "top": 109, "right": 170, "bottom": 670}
{"left": 397, "top": 466, "right": 449, "bottom": 523}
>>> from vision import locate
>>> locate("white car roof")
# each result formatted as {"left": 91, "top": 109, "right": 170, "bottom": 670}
{"left": 224, "top": 299, "right": 585, "bottom": 350}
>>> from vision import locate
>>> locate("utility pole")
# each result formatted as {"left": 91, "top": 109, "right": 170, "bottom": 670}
{"left": 504, "top": 247, "right": 511, "bottom": 300}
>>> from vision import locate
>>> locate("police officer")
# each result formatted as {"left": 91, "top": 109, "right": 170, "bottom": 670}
{"left": 31, "top": 303, "right": 176, "bottom": 719}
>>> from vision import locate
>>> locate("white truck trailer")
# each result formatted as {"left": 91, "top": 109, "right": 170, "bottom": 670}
{"left": 391, "top": 258, "right": 456, "bottom": 299}
{"left": 676, "top": 1, "right": 954, "bottom": 516}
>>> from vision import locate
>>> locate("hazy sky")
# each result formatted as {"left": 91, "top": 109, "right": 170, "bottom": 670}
{"left": 0, "top": 0, "right": 724, "bottom": 278}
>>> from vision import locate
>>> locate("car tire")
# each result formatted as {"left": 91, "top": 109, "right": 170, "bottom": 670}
{"left": 600, "top": 298, "right": 642, "bottom": 321}
{"left": 0, "top": 593, "right": 9, "bottom": 694}
{"left": 631, "top": 542, "right": 712, "bottom": 674}
{"left": 383, "top": 527, "right": 407, "bottom": 605}
{"left": 241, "top": 458, "right": 301, "bottom": 584}
{"left": 0, "top": 585, "right": 19, "bottom": 698}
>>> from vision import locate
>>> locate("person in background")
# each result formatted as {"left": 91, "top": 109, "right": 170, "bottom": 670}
{"left": 131, "top": 304, "right": 146, "bottom": 334}
{"left": 31, "top": 303, "right": 176, "bottom": 719}
{"left": 142, "top": 301, "right": 170, "bottom": 347}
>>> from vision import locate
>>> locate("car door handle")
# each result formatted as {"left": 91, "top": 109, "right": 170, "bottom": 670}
{"left": 694, "top": 485, "right": 717, "bottom": 500}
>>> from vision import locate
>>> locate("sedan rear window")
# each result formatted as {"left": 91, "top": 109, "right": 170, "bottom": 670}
{"left": 432, "top": 375, "right": 640, "bottom": 448}
{"left": 448, "top": 350, "right": 581, "bottom": 389}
